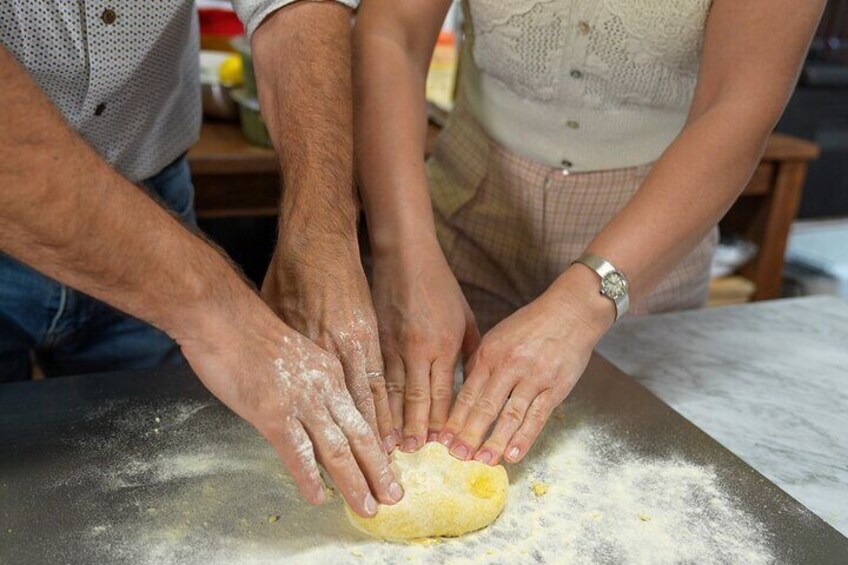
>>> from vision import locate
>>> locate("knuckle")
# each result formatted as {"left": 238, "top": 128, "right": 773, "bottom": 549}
{"left": 501, "top": 401, "right": 525, "bottom": 425}
{"left": 541, "top": 373, "right": 558, "bottom": 389}
{"left": 528, "top": 406, "right": 549, "bottom": 426}
{"left": 435, "top": 332, "right": 457, "bottom": 351}
{"left": 473, "top": 395, "right": 501, "bottom": 420}
{"left": 404, "top": 384, "right": 429, "bottom": 404}
{"left": 454, "top": 387, "right": 477, "bottom": 409}
{"left": 430, "top": 382, "right": 453, "bottom": 401}
{"left": 503, "top": 347, "right": 528, "bottom": 367}
{"left": 475, "top": 343, "right": 494, "bottom": 364}
{"left": 317, "top": 353, "right": 344, "bottom": 376}
{"left": 385, "top": 379, "right": 405, "bottom": 396}
{"left": 369, "top": 380, "right": 389, "bottom": 404}
{"left": 326, "top": 438, "right": 351, "bottom": 463}
{"left": 404, "top": 328, "right": 428, "bottom": 348}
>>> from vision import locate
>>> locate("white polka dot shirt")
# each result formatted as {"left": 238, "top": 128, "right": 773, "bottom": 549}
{"left": 0, "top": 0, "right": 359, "bottom": 183}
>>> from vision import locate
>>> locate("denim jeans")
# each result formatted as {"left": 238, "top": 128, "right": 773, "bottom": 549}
{"left": 0, "top": 156, "right": 196, "bottom": 382}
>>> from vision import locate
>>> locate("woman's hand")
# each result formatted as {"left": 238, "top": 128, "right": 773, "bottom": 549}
{"left": 438, "top": 265, "right": 615, "bottom": 465}
{"left": 371, "top": 239, "right": 480, "bottom": 453}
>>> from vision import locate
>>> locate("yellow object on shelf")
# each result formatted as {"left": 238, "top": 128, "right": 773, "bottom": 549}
{"left": 218, "top": 54, "right": 244, "bottom": 88}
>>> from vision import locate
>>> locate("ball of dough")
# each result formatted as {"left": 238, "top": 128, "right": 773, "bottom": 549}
{"left": 345, "top": 442, "right": 509, "bottom": 540}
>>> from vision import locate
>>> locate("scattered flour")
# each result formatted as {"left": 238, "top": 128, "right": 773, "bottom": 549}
{"left": 41, "top": 399, "right": 772, "bottom": 564}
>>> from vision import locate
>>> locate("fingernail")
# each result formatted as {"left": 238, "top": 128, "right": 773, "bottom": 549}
{"left": 506, "top": 446, "right": 520, "bottom": 461}
{"left": 383, "top": 435, "right": 396, "bottom": 453}
{"left": 438, "top": 432, "right": 454, "bottom": 447}
{"left": 451, "top": 443, "right": 470, "bottom": 460}
{"left": 364, "top": 493, "right": 378, "bottom": 516}
{"left": 427, "top": 431, "right": 439, "bottom": 442}
{"left": 474, "top": 449, "right": 493, "bottom": 465}
{"left": 401, "top": 437, "right": 418, "bottom": 452}
{"left": 314, "top": 485, "right": 326, "bottom": 504}
{"left": 388, "top": 481, "right": 404, "bottom": 503}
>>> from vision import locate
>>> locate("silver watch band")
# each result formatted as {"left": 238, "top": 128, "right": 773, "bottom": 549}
{"left": 572, "top": 252, "right": 630, "bottom": 321}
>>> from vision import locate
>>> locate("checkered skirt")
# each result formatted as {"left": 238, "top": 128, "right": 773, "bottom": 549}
{"left": 428, "top": 99, "right": 718, "bottom": 332}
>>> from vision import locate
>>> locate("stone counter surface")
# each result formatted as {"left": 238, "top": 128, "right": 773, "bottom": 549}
{"left": 599, "top": 296, "right": 848, "bottom": 536}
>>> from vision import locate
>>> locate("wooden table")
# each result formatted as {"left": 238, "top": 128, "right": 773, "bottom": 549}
{"left": 188, "top": 121, "right": 819, "bottom": 301}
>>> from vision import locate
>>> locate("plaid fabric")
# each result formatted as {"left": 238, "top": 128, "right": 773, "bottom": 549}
{"left": 427, "top": 99, "right": 718, "bottom": 332}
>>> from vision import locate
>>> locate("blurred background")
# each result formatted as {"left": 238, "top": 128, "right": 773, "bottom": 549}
{"left": 193, "top": 0, "right": 848, "bottom": 305}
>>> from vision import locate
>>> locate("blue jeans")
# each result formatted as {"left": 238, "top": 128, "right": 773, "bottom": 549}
{"left": 0, "top": 156, "right": 196, "bottom": 382}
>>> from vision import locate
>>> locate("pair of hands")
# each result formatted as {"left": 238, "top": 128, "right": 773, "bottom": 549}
{"left": 369, "top": 239, "right": 613, "bottom": 466}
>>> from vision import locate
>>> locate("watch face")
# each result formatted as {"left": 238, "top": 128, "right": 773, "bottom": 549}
{"left": 601, "top": 271, "right": 628, "bottom": 300}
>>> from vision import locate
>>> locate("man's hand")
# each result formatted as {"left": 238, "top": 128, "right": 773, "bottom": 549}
{"left": 261, "top": 236, "right": 395, "bottom": 453}
{"left": 176, "top": 290, "right": 403, "bottom": 517}
{"left": 0, "top": 44, "right": 402, "bottom": 515}
{"left": 438, "top": 266, "right": 613, "bottom": 465}
{"left": 249, "top": 4, "right": 395, "bottom": 448}
{"left": 372, "top": 240, "right": 479, "bottom": 453}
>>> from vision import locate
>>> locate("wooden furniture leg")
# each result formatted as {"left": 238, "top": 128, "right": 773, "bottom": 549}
{"left": 737, "top": 162, "right": 810, "bottom": 300}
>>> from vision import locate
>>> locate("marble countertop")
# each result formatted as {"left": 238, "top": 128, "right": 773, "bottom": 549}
{"left": 598, "top": 296, "right": 848, "bottom": 537}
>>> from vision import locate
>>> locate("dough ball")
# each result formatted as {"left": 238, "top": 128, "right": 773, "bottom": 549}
{"left": 345, "top": 442, "right": 508, "bottom": 540}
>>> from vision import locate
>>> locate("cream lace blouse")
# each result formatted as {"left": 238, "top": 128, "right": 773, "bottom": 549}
{"left": 460, "top": 0, "right": 713, "bottom": 172}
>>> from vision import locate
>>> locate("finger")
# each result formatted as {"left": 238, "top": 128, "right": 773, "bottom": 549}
{"left": 363, "top": 335, "right": 396, "bottom": 453}
{"left": 269, "top": 420, "right": 325, "bottom": 505}
{"left": 474, "top": 380, "right": 537, "bottom": 465}
{"left": 368, "top": 372, "right": 396, "bottom": 453}
{"left": 400, "top": 356, "right": 431, "bottom": 452}
{"left": 438, "top": 358, "right": 489, "bottom": 451}
{"left": 383, "top": 352, "right": 405, "bottom": 439}
{"left": 449, "top": 369, "right": 517, "bottom": 460}
{"left": 504, "top": 389, "right": 556, "bottom": 463}
{"left": 428, "top": 354, "right": 458, "bottom": 441}
{"left": 329, "top": 395, "right": 404, "bottom": 506}
{"left": 337, "top": 343, "right": 379, "bottom": 437}
{"left": 306, "top": 411, "right": 378, "bottom": 518}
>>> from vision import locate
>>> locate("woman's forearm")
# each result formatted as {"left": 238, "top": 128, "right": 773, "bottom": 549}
{"left": 580, "top": 102, "right": 773, "bottom": 302}
{"left": 569, "top": 0, "right": 825, "bottom": 306}
{"left": 353, "top": 0, "right": 452, "bottom": 256}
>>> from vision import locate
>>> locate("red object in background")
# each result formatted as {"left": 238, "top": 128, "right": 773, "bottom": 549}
{"left": 198, "top": 9, "right": 244, "bottom": 37}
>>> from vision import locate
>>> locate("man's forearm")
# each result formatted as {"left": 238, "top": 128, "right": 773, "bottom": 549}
{"left": 0, "top": 46, "right": 248, "bottom": 340}
{"left": 252, "top": 2, "right": 359, "bottom": 252}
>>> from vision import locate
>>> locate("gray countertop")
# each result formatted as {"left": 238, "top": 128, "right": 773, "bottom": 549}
{"left": 3, "top": 298, "right": 847, "bottom": 563}
{"left": 599, "top": 296, "right": 848, "bottom": 537}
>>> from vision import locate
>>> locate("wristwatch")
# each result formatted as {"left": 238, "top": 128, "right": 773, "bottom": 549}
{"left": 572, "top": 252, "right": 630, "bottom": 321}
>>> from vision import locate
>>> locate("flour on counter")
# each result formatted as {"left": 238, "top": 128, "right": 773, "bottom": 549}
{"left": 51, "top": 399, "right": 772, "bottom": 565}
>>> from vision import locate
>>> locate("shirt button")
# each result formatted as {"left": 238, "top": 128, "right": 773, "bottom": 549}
{"left": 561, "top": 159, "right": 573, "bottom": 175}
{"left": 578, "top": 21, "right": 591, "bottom": 35}
{"left": 570, "top": 69, "right": 583, "bottom": 79}
{"left": 95, "top": 103, "right": 107, "bottom": 116}
{"left": 567, "top": 120, "right": 580, "bottom": 129}
{"left": 101, "top": 8, "right": 117, "bottom": 25}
